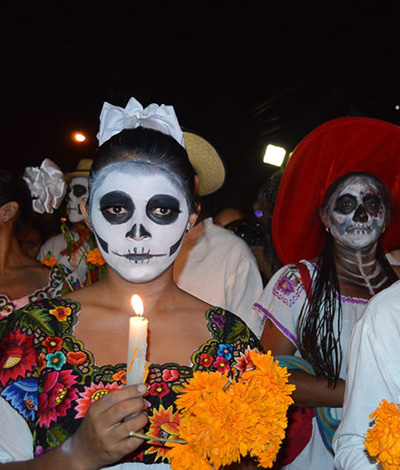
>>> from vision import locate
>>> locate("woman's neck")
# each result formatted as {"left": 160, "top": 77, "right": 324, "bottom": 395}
{"left": 334, "top": 241, "right": 388, "bottom": 296}
{"left": 93, "top": 265, "right": 181, "bottom": 315}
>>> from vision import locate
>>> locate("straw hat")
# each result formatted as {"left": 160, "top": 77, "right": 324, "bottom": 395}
{"left": 273, "top": 117, "right": 400, "bottom": 265}
{"left": 64, "top": 159, "right": 93, "bottom": 183}
{"left": 183, "top": 131, "right": 226, "bottom": 196}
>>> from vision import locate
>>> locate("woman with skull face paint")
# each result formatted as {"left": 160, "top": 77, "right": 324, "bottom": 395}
{"left": 38, "top": 159, "right": 101, "bottom": 287}
{"left": 0, "top": 98, "right": 263, "bottom": 470}
{"left": 253, "top": 117, "right": 400, "bottom": 470}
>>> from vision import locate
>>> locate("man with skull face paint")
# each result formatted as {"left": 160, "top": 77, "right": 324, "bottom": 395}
{"left": 38, "top": 159, "right": 101, "bottom": 286}
{"left": 253, "top": 117, "right": 400, "bottom": 470}
{"left": 0, "top": 98, "right": 263, "bottom": 469}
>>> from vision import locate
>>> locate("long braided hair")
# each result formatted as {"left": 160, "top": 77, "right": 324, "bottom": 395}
{"left": 296, "top": 172, "right": 398, "bottom": 387}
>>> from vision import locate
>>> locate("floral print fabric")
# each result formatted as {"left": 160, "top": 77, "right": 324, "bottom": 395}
{"left": 0, "top": 265, "right": 74, "bottom": 320}
{"left": 0, "top": 299, "right": 262, "bottom": 465}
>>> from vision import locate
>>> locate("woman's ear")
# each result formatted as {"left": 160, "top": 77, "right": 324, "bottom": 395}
{"left": 0, "top": 201, "right": 19, "bottom": 223}
{"left": 193, "top": 175, "right": 200, "bottom": 196}
{"left": 187, "top": 211, "right": 199, "bottom": 232}
{"left": 79, "top": 199, "right": 92, "bottom": 231}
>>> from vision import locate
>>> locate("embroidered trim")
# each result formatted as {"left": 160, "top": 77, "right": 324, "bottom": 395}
{"left": 253, "top": 303, "right": 298, "bottom": 347}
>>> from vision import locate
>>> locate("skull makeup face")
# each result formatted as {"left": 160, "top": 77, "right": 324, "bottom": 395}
{"left": 88, "top": 163, "right": 191, "bottom": 283}
{"left": 67, "top": 177, "right": 89, "bottom": 224}
{"left": 324, "top": 175, "right": 386, "bottom": 249}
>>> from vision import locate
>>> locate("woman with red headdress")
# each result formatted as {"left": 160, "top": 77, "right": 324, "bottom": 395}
{"left": 253, "top": 117, "right": 400, "bottom": 469}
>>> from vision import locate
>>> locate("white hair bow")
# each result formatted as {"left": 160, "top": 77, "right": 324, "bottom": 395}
{"left": 23, "top": 158, "right": 67, "bottom": 214}
{"left": 96, "top": 97, "right": 184, "bottom": 147}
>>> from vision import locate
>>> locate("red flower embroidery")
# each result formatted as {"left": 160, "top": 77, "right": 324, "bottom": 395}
{"left": 38, "top": 370, "right": 79, "bottom": 427}
{"left": 75, "top": 382, "right": 121, "bottom": 419}
{"left": 42, "top": 337, "right": 63, "bottom": 353}
{"left": 66, "top": 351, "right": 87, "bottom": 366}
{"left": 213, "top": 356, "right": 231, "bottom": 373}
{"left": 235, "top": 346, "right": 255, "bottom": 374}
{"left": 199, "top": 353, "right": 213, "bottom": 368}
{"left": 146, "top": 405, "right": 180, "bottom": 462}
{"left": 149, "top": 382, "right": 169, "bottom": 399}
{"left": 162, "top": 369, "right": 180, "bottom": 382}
{"left": 0, "top": 329, "right": 36, "bottom": 386}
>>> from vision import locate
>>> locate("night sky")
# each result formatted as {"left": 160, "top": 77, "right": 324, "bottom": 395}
{"left": 3, "top": 2, "right": 400, "bottom": 209}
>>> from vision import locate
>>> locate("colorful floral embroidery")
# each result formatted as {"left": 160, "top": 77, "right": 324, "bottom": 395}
{"left": 213, "top": 356, "right": 231, "bottom": 373}
{"left": 146, "top": 405, "right": 181, "bottom": 462}
{"left": 42, "top": 336, "right": 63, "bottom": 353}
{"left": 38, "top": 370, "right": 79, "bottom": 427}
{"left": 149, "top": 381, "right": 170, "bottom": 399}
{"left": 0, "top": 329, "right": 37, "bottom": 386}
{"left": 46, "top": 351, "right": 67, "bottom": 371}
{"left": 199, "top": 353, "right": 213, "bottom": 368}
{"left": 217, "top": 343, "right": 233, "bottom": 360}
{"left": 66, "top": 351, "right": 87, "bottom": 366}
{"left": 162, "top": 368, "right": 180, "bottom": 382}
{"left": 49, "top": 306, "right": 72, "bottom": 322}
{"left": 112, "top": 369, "right": 127, "bottom": 384}
{"left": 2, "top": 378, "right": 38, "bottom": 421}
{"left": 75, "top": 382, "right": 121, "bottom": 419}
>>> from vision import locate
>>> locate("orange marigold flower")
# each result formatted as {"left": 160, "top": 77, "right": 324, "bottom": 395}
{"left": 41, "top": 252, "right": 56, "bottom": 267}
{"left": 365, "top": 400, "right": 400, "bottom": 470}
{"left": 146, "top": 350, "right": 294, "bottom": 470}
{"left": 175, "top": 371, "right": 227, "bottom": 411}
{"left": 49, "top": 306, "right": 72, "bottom": 322}
{"left": 87, "top": 248, "right": 106, "bottom": 265}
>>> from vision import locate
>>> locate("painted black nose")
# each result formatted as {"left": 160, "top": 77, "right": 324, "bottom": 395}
{"left": 353, "top": 204, "right": 368, "bottom": 223}
{"left": 126, "top": 223, "right": 151, "bottom": 240}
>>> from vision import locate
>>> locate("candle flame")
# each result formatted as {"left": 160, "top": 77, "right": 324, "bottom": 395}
{"left": 131, "top": 294, "right": 144, "bottom": 316}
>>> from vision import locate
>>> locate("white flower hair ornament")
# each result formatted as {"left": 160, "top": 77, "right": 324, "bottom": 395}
{"left": 96, "top": 96, "right": 185, "bottom": 147}
{"left": 23, "top": 158, "right": 67, "bottom": 214}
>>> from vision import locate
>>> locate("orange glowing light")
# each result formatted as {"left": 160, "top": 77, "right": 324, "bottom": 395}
{"left": 72, "top": 132, "right": 86, "bottom": 143}
{"left": 131, "top": 294, "right": 144, "bottom": 316}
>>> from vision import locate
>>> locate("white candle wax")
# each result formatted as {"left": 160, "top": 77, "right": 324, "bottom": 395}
{"left": 126, "top": 295, "right": 148, "bottom": 386}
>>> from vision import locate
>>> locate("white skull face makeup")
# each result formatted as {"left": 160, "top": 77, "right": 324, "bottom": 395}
{"left": 325, "top": 175, "right": 386, "bottom": 249}
{"left": 89, "top": 164, "right": 190, "bottom": 283}
{"left": 67, "top": 177, "right": 89, "bottom": 224}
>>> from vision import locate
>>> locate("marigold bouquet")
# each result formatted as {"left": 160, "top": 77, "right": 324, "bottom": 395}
{"left": 364, "top": 399, "right": 400, "bottom": 470}
{"left": 136, "top": 349, "right": 295, "bottom": 470}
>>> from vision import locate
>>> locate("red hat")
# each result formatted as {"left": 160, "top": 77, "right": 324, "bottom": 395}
{"left": 273, "top": 117, "right": 400, "bottom": 265}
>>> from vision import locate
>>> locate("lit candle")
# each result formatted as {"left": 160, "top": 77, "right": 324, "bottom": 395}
{"left": 126, "top": 294, "right": 148, "bottom": 386}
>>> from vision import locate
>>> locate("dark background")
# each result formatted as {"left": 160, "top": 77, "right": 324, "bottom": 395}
{"left": 3, "top": 1, "right": 400, "bottom": 212}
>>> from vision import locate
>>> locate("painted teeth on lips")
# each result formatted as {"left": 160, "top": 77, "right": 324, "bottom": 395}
{"left": 346, "top": 226, "right": 372, "bottom": 234}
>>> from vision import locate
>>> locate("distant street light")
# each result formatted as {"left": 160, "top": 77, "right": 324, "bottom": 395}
{"left": 263, "top": 144, "right": 286, "bottom": 166}
{"left": 72, "top": 132, "right": 87, "bottom": 143}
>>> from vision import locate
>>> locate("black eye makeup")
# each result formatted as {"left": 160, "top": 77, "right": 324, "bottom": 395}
{"left": 333, "top": 194, "right": 357, "bottom": 214}
{"left": 100, "top": 191, "right": 135, "bottom": 224}
{"left": 72, "top": 184, "right": 87, "bottom": 198}
{"left": 146, "top": 194, "right": 181, "bottom": 225}
{"left": 363, "top": 194, "right": 381, "bottom": 215}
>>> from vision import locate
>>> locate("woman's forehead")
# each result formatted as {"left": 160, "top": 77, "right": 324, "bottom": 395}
{"left": 91, "top": 162, "right": 183, "bottom": 197}
{"left": 334, "top": 175, "right": 380, "bottom": 198}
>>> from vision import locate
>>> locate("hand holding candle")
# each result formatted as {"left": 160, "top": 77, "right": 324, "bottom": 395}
{"left": 126, "top": 294, "right": 148, "bottom": 386}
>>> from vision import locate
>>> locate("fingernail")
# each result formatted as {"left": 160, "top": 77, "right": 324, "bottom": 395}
{"left": 146, "top": 400, "right": 152, "bottom": 408}
{"left": 137, "top": 383, "right": 147, "bottom": 394}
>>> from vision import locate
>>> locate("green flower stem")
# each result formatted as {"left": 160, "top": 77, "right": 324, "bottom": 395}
{"left": 56, "top": 262, "right": 75, "bottom": 292}
{"left": 129, "top": 432, "right": 186, "bottom": 445}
